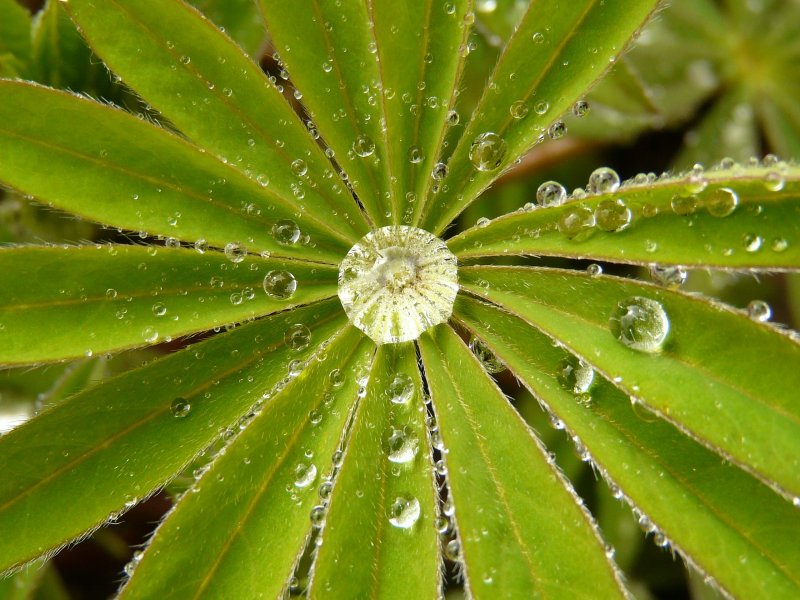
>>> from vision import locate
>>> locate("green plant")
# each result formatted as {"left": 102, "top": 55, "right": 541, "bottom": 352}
{"left": 0, "top": 0, "right": 799, "bottom": 598}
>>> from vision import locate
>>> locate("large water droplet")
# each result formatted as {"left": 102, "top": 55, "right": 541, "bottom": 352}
{"left": 337, "top": 226, "right": 458, "bottom": 344}
{"left": 588, "top": 167, "right": 620, "bottom": 194}
{"left": 536, "top": 181, "right": 566, "bottom": 207}
{"left": 558, "top": 355, "right": 594, "bottom": 394}
{"left": 609, "top": 296, "right": 670, "bottom": 353}
{"left": 706, "top": 187, "right": 738, "bottom": 217}
{"left": 558, "top": 205, "right": 595, "bottom": 240}
{"left": 469, "top": 132, "right": 507, "bottom": 172}
{"left": 649, "top": 265, "right": 687, "bottom": 288}
{"left": 385, "top": 427, "right": 419, "bottom": 463}
{"left": 224, "top": 242, "right": 247, "bottom": 263}
{"left": 170, "top": 398, "right": 191, "bottom": 418}
{"left": 595, "top": 199, "right": 632, "bottom": 232}
{"left": 294, "top": 463, "right": 318, "bottom": 488}
{"left": 353, "top": 135, "right": 376, "bottom": 158}
{"left": 387, "top": 373, "right": 414, "bottom": 404}
{"left": 388, "top": 496, "right": 420, "bottom": 528}
{"left": 263, "top": 270, "right": 297, "bottom": 300}
{"left": 285, "top": 324, "right": 311, "bottom": 351}
{"left": 272, "top": 219, "right": 301, "bottom": 245}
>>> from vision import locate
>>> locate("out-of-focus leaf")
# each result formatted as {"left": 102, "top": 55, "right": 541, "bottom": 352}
{"left": 0, "top": 300, "right": 346, "bottom": 573}
{"left": 64, "top": 0, "right": 369, "bottom": 242}
{"left": 0, "top": 0, "right": 30, "bottom": 78}
{"left": 450, "top": 166, "right": 800, "bottom": 270}
{"left": 310, "top": 343, "right": 439, "bottom": 598}
{"left": 120, "top": 327, "right": 372, "bottom": 600}
{"left": 0, "top": 245, "right": 337, "bottom": 365}
{"left": 419, "top": 325, "right": 627, "bottom": 599}
{"left": 460, "top": 266, "right": 800, "bottom": 500}
{"left": 455, "top": 295, "right": 800, "bottom": 600}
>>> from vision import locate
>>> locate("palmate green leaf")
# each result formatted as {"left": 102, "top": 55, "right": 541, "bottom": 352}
{"left": 0, "top": 300, "right": 346, "bottom": 573}
{"left": 0, "top": 80, "right": 349, "bottom": 262}
{"left": 120, "top": 327, "right": 372, "bottom": 600}
{"left": 418, "top": 325, "right": 627, "bottom": 599}
{"left": 417, "top": 0, "right": 661, "bottom": 235}
{"left": 310, "top": 343, "right": 439, "bottom": 599}
{"left": 449, "top": 165, "right": 800, "bottom": 270}
{"left": 0, "top": 245, "right": 336, "bottom": 364}
{"left": 190, "top": 0, "right": 266, "bottom": 58}
{"left": 455, "top": 296, "right": 800, "bottom": 600}
{"left": 0, "top": 0, "right": 30, "bottom": 78}
{"left": 63, "top": 0, "right": 369, "bottom": 243}
{"left": 368, "top": 0, "right": 471, "bottom": 228}
{"left": 459, "top": 266, "right": 800, "bottom": 501}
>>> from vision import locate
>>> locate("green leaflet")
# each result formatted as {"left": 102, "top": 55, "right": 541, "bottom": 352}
{"left": 417, "top": 0, "right": 661, "bottom": 235}
{"left": 455, "top": 296, "right": 800, "bottom": 600}
{"left": 419, "top": 325, "right": 627, "bottom": 599}
{"left": 0, "top": 0, "right": 31, "bottom": 78}
{"left": 0, "top": 300, "right": 346, "bottom": 573}
{"left": 310, "top": 343, "right": 439, "bottom": 598}
{"left": 0, "top": 245, "right": 337, "bottom": 365}
{"left": 120, "top": 327, "right": 372, "bottom": 600}
{"left": 61, "top": 0, "right": 370, "bottom": 244}
{"left": 460, "top": 266, "right": 800, "bottom": 500}
{"left": 449, "top": 166, "right": 800, "bottom": 270}
{"left": 0, "top": 81, "right": 348, "bottom": 263}
{"left": 189, "top": 0, "right": 266, "bottom": 58}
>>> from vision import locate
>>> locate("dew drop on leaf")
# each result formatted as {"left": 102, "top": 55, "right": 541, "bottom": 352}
{"left": 671, "top": 194, "right": 698, "bottom": 216}
{"left": 609, "top": 296, "right": 670, "bottom": 353}
{"left": 272, "top": 219, "right": 301, "bottom": 245}
{"left": 224, "top": 242, "right": 247, "bottom": 263}
{"left": 706, "top": 187, "right": 739, "bottom": 217}
{"left": 469, "top": 132, "right": 507, "bottom": 172}
{"left": 558, "top": 355, "right": 594, "bottom": 395}
{"left": 310, "top": 505, "right": 325, "bottom": 528}
{"left": 558, "top": 205, "right": 595, "bottom": 240}
{"left": 388, "top": 495, "right": 420, "bottom": 529}
{"left": 170, "top": 398, "right": 191, "bottom": 418}
{"left": 352, "top": 134, "right": 375, "bottom": 158}
{"left": 285, "top": 324, "right": 311, "bottom": 351}
{"left": 536, "top": 181, "right": 566, "bottom": 207}
{"left": 649, "top": 265, "right": 687, "bottom": 288}
{"left": 385, "top": 427, "right": 419, "bottom": 463}
{"left": 587, "top": 167, "right": 620, "bottom": 194}
{"left": 263, "top": 270, "right": 297, "bottom": 300}
{"left": 387, "top": 373, "right": 414, "bottom": 404}
{"left": 291, "top": 159, "right": 308, "bottom": 177}
{"left": 747, "top": 300, "right": 771, "bottom": 322}
{"left": 294, "top": 463, "right": 318, "bottom": 488}
{"left": 431, "top": 162, "right": 448, "bottom": 180}
{"left": 595, "top": 198, "right": 632, "bottom": 232}
{"left": 573, "top": 100, "right": 590, "bottom": 117}
{"left": 548, "top": 120, "right": 566, "bottom": 139}
{"left": 509, "top": 100, "right": 529, "bottom": 120}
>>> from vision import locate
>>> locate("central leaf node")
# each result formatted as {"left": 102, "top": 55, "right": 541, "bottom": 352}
{"left": 338, "top": 226, "right": 458, "bottom": 344}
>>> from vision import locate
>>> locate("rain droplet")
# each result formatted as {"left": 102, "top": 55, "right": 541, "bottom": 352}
{"left": 431, "top": 162, "right": 448, "bottom": 180}
{"left": 609, "top": 296, "right": 670, "bottom": 353}
{"left": 194, "top": 239, "right": 208, "bottom": 253}
{"left": 142, "top": 327, "right": 159, "bottom": 343}
{"left": 671, "top": 195, "right": 698, "bottom": 216}
{"left": 706, "top": 188, "right": 738, "bottom": 217}
{"left": 388, "top": 496, "right": 420, "bottom": 528}
{"left": 587, "top": 263, "right": 603, "bottom": 277}
{"left": 548, "top": 121, "right": 566, "bottom": 139}
{"left": 328, "top": 368, "right": 345, "bottom": 388}
{"left": 469, "top": 132, "right": 507, "bottom": 172}
{"left": 468, "top": 336, "right": 504, "bottom": 373}
{"left": 536, "top": 181, "right": 566, "bottom": 207}
{"left": 272, "top": 219, "right": 301, "bottom": 245}
{"left": 310, "top": 505, "right": 325, "bottom": 527}
{"left": 152, "top": 302, "right": 167, "bottom": 317}
{"left": 387, "top": 373, "right": 414, "bottom": 404}
{"left": 291, "top": 159, "right": 308, "bottom": 177}
{"left": 170, "top": 398, "right": 191, "bottom": 418}
{"left": 747, "top": 300, "right": 771, "bottom": 322}
{"left": 385, "top": 427, "right": 419, "bottom": 463}
{"left": 445, "top": 539, "right": 461, "bottom": 560}
{"left": 558, "top": 355, "right": 594, "bottom": 395}
{"left": 572, "top": 100, "right": 590, "bottom": 117}
{"left": 224, "top": 242, "right": 247, "bottom": 263}
{"left": 353, "top": 135, "right": 375, "bottom": 158}
{"left": 558, "top": 205, "right": 595, "bottom": 240}
{"left": 446, "top": 110, "right": 459, "bottom": 126}
{"left": 263, "top": 270, "right": 297, "bottom": 300}
{"left": 595, "top": 199, "right": 632, "bottom": 232}
{"left": 588, "top": 167, "right": 620, "bottom": 194}
{"left": 294, "top": 463, "right": 318, "bottom": 488}
{"left": 408, "top": 145, "right": 424, "bottom": 164}
{"left": 743, "top": 233, "right": 763, "bottom": 252}
{"left": 649, "top": 265, "right": 687, "bottom": 288}
{"left": 510, "top": 100, "right": 529, "bottom": 119}
{"left": 285, "top": 324, "right": 311, "bottom": 351}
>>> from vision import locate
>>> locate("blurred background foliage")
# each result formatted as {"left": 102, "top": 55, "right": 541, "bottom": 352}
{"left": 0, "top": 0, "right": 798, "bottom": 598}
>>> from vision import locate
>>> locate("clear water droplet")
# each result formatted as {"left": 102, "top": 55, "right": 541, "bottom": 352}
{"left": 387, "top": 373, "right": 414, "bottom": 404}
{"left": 706, "top": 188, "right": 738, "bottom": 217}
{"left": 595, "top": 199, "right": 632, "bottom": 232}
{"left": 671, "top": 195, "right": 698, "bottom": 216}
{"left": 408, "top": 145, "right": 424, "bottom": 164}
{"left": 649, "top": 265, "right": 687, "bottom": 288}
{"left": 263, "top": 270, "right": 297, "bottom": 300}
{"left": 469, "top": 132, "right": 507, "bottom": 172}
{"left": 558, "top": 205, "right": 595, "bottom": 240}
{"left": 536, "top": 181, "right": 566, "bottom": 207}
{"left": 291, "top": 159, "right": 308, "bottom": 177}
{"left": 170, "top": 398, "right": 191, "bottom": 418}
{"left": 294, "top": 463, "right": 317, "bottom": 488}
{"left": 510, "top": 100, "right": 529, "bottom": 120}
{"left": 224, "top": 242, "right": 247, "bottom": 263}
{"left": 609, "top": 296, "right": 670, "bottom": 353}
{"left": 431, "top": 162, "right": 448, "bottom": 180}
{"left": 272, "top": 219, "right": 301, "bottom": 245}
{"left": 285, "top": 324, "right": 311, "bottom": 351}
{"left": 548, "top": 121, "right": 566, "bottom": 139}
{"left": 388, "top": 496, "right": 420, "bottom": 528}
{"left": 572, "top": 100, "right": 590, "bottom": 117}
{"left": 588, "top": 167, "right": 620, "bottom": 194}
{"left": 558, "top": 355, "right": 594, "bottom": 394}
{"left": 587, "top": 263, "right": 603, "bottom": 277}
{"left": 385, "top": 427, "right": 419, "bottom": 463}
{"left": 353, "top": 135, "right": 375, "bottom": 158}
{"left": 747, "top": 300, "right": 771, "bottom": 322}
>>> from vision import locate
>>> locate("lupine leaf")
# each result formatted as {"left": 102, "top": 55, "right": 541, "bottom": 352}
{"left": 455, "top": 295, "right": 800, "bottom": 600}
{"left": 0, "top": 0, "right": 30, "bottom": 78}
{"left": 417, "top": 0, "right": 661, "bottom": 235}
{"left": 63, "top": 0, "right": 369, "bottom": 242}
{"left": 0, "top": 80, "right": 349, "bottom": 262}
{"left": 310, "top": 343, "right": 439, "bottom": 598}
{"left": 0, "top": 300, "right": 346, "bottom": 573}
{"left": 460, "top": 266, "right": 800, "bottom": 500}
{"left": 0, "top": 245, "right": 337, "bottom": 365}
{"left": 190, "top": 0, "right": 266, "bottom": 58}
{"left": 449, "top": 166, "right": 800, "bottom": 270}
{"left": 256, "top": 0, "right": 390, "bottom": 226}
{"left": 120, "top": 327, "right": 372, "bottom": 600}
{"left": 418, "top": 325, "right": 627, "bottom": 599}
